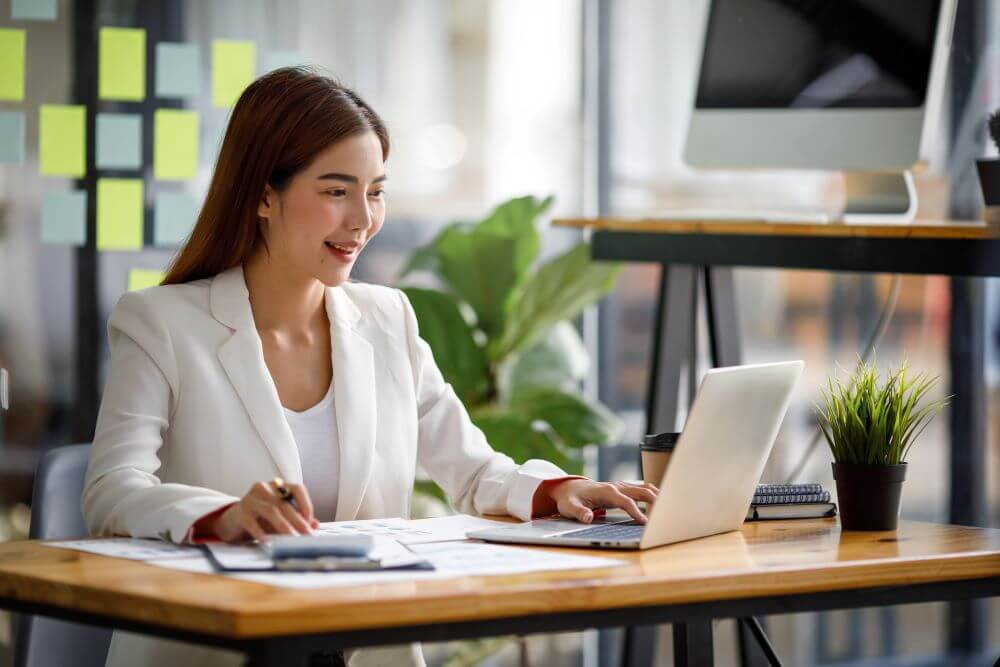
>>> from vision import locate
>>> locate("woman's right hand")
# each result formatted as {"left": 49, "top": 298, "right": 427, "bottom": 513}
{"left": 212, "top": 480, "right": 319, "bottom": 543}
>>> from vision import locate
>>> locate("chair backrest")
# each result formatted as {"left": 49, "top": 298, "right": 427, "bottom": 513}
{"left": 13, "top": 444, "right": 112, "bottom": 667}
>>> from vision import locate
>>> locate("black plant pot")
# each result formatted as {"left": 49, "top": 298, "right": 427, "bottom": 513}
{"left": 976, "top": 159, "right": 1000, "bottom": 222}
{"left": 832, "top": 462, "right": 907, "bottom": 531}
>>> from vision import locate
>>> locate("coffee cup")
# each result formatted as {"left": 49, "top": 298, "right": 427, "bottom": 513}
{"left": 640, "top": 432, "right": 679, "bottom": 487}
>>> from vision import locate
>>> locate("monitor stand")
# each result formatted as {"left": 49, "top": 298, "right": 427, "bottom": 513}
{"left": 837, "top": 170, "right": 917, "bottom": 224}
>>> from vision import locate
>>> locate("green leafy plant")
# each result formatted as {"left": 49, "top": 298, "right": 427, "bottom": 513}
{"left": 400, "top": 195, "right": 623, "bottom": 484}
{"left": 814, "top": 358, "right": 950, "bottom": 466}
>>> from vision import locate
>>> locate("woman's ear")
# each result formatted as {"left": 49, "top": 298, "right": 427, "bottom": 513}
{"left": 257, "top": 184, "right": 274, "bottom": 220}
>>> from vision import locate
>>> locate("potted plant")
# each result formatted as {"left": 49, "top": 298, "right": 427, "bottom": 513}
{"left": 815, "top": 359, "right": 950, "bottom": 531}
{"left": 398, "top": 195, "right": 623, "bottom": 502}
{"left": 977, "top": 109, "right": 1000, "bottom": 223}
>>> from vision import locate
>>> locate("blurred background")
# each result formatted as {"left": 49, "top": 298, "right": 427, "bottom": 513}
{"left": 0, "top": 0, "right": 997, "bottom": 665}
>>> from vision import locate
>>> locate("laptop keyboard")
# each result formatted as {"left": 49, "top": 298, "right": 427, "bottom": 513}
{"left": 560, "top": 521, "right": 645, "bottom": 541}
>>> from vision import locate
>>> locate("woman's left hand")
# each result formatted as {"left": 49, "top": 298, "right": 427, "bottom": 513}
{"left": 536, "top": 479, "right": 658, "bottom": 524}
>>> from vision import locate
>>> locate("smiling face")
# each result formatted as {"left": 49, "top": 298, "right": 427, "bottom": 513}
{"left": 256, "top": 131, "right": 387, "bottom": 287}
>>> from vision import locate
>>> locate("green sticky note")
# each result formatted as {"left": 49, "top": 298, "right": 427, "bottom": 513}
{"left": 128, "top": 268, "right": 165, "bottom": 292}
{"left": 156, "top": 42, "right": 200, "bottom": 98}
{"left": 0, "top": 111, "right": 25, "bottom": 164}
{"left": 154, "top": 109, "right": 198, "bottom": 180}
{"left": 212, "top": 40, "right": 255, "bottom": 108}
{"left": 39, "top": 105, "right": 86, "bottom": 177}
{"left": 41, "top": 190, "right": 87, "bottom": 246}
{"left": 12, "top": 0, "right": 58, "bottom": 21}
{"left": 99, "top": 27, "right": 146, "bottom": 101}
{"left": 97, "top": 178, "right": 144, "bottom": 251}
{"left": 96, "top": 113, "right": 142, "bottom": 170}
{"left": 154, "top": 192, "right": 198, "bottom": 246}
{"left": 0, "top": 29, "right": 26, "bottom": 101}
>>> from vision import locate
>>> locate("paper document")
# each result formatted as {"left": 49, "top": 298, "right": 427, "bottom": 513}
{"left": 203, "top": 537, "right": 424, "bottom": 571}
{"left": 315, "top": 514, "right": 509, "bottom": 544}
{"left": 152, "top": 540, "right": 625, "bottom": 590}
{"left": 44, "top": 538, "right": 202, "bottom": 561}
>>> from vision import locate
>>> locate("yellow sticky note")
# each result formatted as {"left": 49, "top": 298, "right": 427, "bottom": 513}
{"left": 99, "top": 27, "right": 146, "bottom": 101}
{"left": 154, "top": 109, "right": 199, "bottom": 180}
{"left": 0, "top": 29, "right": 26, "bottom": 101}
{"left": 97, "top": 178, "right": 144, "bottom": 251}
{"left": 128, "top": 268, "right": 165, "bottom": 292}
{"left": 212, "top": 40, "right": 255, "bottom": 108}
{"left": 39, "top": 105, "right": 86, "bottom": 177}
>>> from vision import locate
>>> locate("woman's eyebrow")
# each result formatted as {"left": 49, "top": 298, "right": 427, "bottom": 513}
{"left": 316, "top": 172, "right": 387, "bottom": 184}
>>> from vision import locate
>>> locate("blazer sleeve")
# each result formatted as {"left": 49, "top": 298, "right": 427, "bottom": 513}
{"left": 81, "top": 291, "right": 240, "bottom": 544}
{"left": 399, "top": 290, "right": 569, "bottom": 521}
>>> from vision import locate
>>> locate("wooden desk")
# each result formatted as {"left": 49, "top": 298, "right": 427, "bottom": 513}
{"left": 1, "top": 520, "right": 998, "bottom": 666}
{"left": 556, "top": 217, "right": 1000, "bottom": 662}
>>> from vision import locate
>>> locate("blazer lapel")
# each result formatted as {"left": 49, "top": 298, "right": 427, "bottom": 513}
{"left": 327, "top": 286, "right": 377, "bottom": 521}
{"left": 211, "top": 266, "right": 302, "bottom": 484}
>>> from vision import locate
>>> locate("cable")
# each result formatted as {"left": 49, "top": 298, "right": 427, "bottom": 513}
{"left": 783, "top": 274, "right": 902, "bottom": 484}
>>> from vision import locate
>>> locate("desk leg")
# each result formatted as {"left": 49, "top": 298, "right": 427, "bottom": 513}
{"left": 245, "top": 642, "right": 344, "bottom": 667}
{"left": 673, "top": 621, "right": 714, "bottom": 667}
{"left": 947, "top": 277, "right": 988, "bottom": 653}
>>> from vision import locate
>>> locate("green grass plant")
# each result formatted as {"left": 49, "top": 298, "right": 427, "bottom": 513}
{"left": 815, "top": 358, "right": 950, "bottom": 466}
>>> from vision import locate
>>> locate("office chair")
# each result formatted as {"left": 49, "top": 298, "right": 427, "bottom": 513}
{"left": 12, "top": 444, "right": 112, "bottom": 667}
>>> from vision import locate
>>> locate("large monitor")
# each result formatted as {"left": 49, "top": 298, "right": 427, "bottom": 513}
{"left": 684, "top": 0, "right": 957, "bottom": 222}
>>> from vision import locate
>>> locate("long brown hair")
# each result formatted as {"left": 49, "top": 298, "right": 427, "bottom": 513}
{"left": 162, "top": 67, "right": 390, "bottom": 285}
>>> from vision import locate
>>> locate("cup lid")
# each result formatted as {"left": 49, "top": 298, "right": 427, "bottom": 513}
{"left": 641, "top": 432, "right": 679, "bottom": 449}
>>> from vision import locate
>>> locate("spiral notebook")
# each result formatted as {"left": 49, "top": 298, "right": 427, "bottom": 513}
{"left": 745, "top": 483, "right": 837, "bottom": 521}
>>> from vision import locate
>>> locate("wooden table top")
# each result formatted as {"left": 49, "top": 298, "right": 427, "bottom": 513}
{"left": 553, "top": 218, "right": 996, "bottom": 240}
{"left": 0, "top": 520, "right": 997, "bottom": 639}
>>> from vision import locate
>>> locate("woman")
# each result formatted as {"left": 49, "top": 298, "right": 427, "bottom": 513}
{"left": 82, "top": 67, "right": 656, "bottom": 667}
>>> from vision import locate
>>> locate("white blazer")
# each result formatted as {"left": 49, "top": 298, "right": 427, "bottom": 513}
{"left": 82, "top": 264, "right": 567, "bottom": 667}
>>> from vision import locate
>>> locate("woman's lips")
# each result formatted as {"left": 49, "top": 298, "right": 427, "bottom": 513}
{"left": 325, "top": 241, "right": 359, "bottom": 262}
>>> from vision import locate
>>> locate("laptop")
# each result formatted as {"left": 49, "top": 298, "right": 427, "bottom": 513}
{"left": 468, "top": 360, "right": 804, "bottom": 550}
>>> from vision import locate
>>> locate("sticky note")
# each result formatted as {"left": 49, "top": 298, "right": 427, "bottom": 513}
{"left": 12, "top": 0, "right": 57, "bottom": 20}
{"left": 155, "top": 42, "right": 200, "bottom": 98}
{"left": 0, "top": 111, "right": 25, "bottom": 164}
{"left": 212, "top": 40, "right": 255, "bottom": 108}
{"left": 96, "top": 113, "right": 142, "bottom": 170}
{"left": 99, "top": 27, "right": 145, "bottom": 101}
{"left": 154, "top": 192, "right": 198, "bottom": 246}
{"left": 154, "top": 109, "right": 198, "bottom": 180}
{"left": 41, "top": 190, "right": 87, "bottom": 246}
{"left": 39, "top": 105, "right": 86, "bottom": 177}
{"left": 262, "top": 51, "right": 305, "bottom": 74}
{"left": 0, "top": 29, "right": 26, "bottom": 101}
{"left": 97, "top": 178, "right": 143, "bottom": 250}
{"left": 128, "top": 268, "right": 165, "bottom": 292}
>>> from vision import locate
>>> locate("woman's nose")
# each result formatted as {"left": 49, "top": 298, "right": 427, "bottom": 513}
{"left": 348, "top": 198, "right": 374, "bottom": 231}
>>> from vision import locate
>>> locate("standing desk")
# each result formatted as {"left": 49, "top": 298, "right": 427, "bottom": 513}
{"left": 554, "top": 218, "right": 1000, "bottom": 663}
{"left": 0, "top": 520, "right": 998, "bottom": 666}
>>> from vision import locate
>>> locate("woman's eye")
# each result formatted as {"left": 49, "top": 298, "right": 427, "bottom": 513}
{"left": 326, "top": 189, "right": 347, "bottom": 197}
{"left": 369, "top": 189, "right": 385, "bottom": 198}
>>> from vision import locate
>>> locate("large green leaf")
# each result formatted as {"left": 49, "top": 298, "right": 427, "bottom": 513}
{"left": 508, "top": 387, "right": 623, "bottom": 449}
{"left": 402, "top": 287, "right": 491, "bottom": 406}
{"left": 470, "top": 408, "right": 582, "bottom": 474}
{"left": 433, "top": 227, "right": 519, "bottom": 338}
{"left": 398, "top": 196, "right": 552, "bottom": 340}
{"left": 490, "top": 243, "right": 621, "bottom": 361}
{"left": 498, "top": 322, "right": 589, "bottom": 398}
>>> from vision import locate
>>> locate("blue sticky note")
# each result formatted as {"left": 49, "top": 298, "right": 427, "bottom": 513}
{"left": 96, "top": 112, "right": 142, "bottom": 170}
{"left": 154, "top": 192, "right": 198, "bottom": 246}
{"left": 0, "top": 110, "right": 25, "bottom": 164}
{"left": 12, "top": 0, "right": 57, "bottom": 21}
{"left": 41, "top": 190, "right": 87, "bottom": 246}
{"left": 156, "top": 43, "right": 200, "bottom": 99}
{"left": 262, "top": 51, "right": 306, "bottom": 74}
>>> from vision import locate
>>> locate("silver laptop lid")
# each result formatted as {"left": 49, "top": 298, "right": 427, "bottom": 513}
{"left": 639, "top": 360, "right": 804, "bottom": 549}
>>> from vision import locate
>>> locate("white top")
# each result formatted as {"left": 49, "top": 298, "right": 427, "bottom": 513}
{"left": 282, "top": 376, "right": 340, "bottom": 522}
